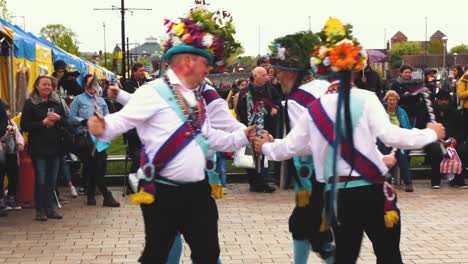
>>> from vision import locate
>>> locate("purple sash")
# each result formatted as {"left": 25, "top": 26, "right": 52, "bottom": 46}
{"left": 308, "top": 99, "right": 384, "bottom": 184}
{"left": 289, "top": 89, "right": 316, "bottom": 107}
{"left": 202, "top": 89, "right": 221, "bottom": 105}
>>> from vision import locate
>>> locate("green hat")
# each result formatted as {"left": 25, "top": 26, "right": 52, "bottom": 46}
{"left": 269, "top": 31, "right": 320, "bottom": 71}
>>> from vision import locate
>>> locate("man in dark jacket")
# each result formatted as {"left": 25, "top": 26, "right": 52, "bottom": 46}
{"left": 391, "top": 64, "right": 421, "bottom": 126}
{"left": 123, "top": 63, "right": 148, "bottom": 176}
{"left": 355, "top": 65, "right": 384, "bottom": 100}
{"left": 237, "top": 67, "right": 280, "bottom": 193}
{"left": 419, "top": 90, "right": 467, "bottom": 188}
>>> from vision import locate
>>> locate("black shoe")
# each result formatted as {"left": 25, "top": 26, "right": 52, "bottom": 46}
{"left": 46, "top": 209, "right": 63, "bottom": 219}
{"left": 87, "top": 197, "right": 97, "bottom": 206}
{"left": 103, "top": 193, "right": 120, "bottom": 207}
{"left": 35, "top": 211, "right": 47, "bottom": 221}
{"left": 0, "top": 210, "right": 7, "bottom": 217}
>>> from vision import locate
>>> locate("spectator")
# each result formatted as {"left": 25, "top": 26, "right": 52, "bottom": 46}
{"left": 69, "top": 74, "right": 120, "bottom": 207}
{"left": 451, "top": 64, "right": 464, "bottom": 110}
{"left": 237, "top": 67, "right": 279, "bottom": 193}
{"left": 20, "top": 75, "right": 67, "bottom": 221}
{"left": 123, "top": 63, "right": 147, "bottom": 179}
{"left": 52, "top": 60, "right": 67, "bottom": 90}
{"left": 354, "top": 64, "right": 384, "bottom": 99}
{"left": 424, "top": 68, "right": 438, "bottom": 102}
{"left": 457, "top": 69, "right": 468, "bottom": 140}
{"left": 378, "top": 91, "right": 414, "bottom": 192}
{"left": 419, "top": 90, "right": 467, "bottom": 189}
{"left": 0, "top": 105, "right": 25, "bottom": 214}
{"left": 391, "top": 64, "right": 421, "bottom": 126}
{"left": 233, "top": 79, "right": 248, "bottom": 113}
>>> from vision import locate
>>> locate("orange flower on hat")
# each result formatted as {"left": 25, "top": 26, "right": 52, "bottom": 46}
{"left": 328, "top": 42, "right": 360, "bottom": 71}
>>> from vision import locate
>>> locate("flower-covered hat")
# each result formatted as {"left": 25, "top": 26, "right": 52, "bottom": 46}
{"left": 269, "top": 31, "right": 320, "bottom": 71}
{"left": 310, "top": 17, "right": 367, "bottom": 75}
{"left": 162, "top": 5, "right": 242, "bottom": 69}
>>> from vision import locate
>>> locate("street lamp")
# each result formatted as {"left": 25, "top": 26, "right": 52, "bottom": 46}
{"left": 442, "top": 36, "right": 448, "bottom": 78}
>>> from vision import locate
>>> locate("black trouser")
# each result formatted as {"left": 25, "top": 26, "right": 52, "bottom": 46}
{"left": 331, "top": 184, "right": 403, "bottom": 264}
{"left": 128, "top": 141, "right": 141, "bottom": 174}
{"left": 139, "top": 179, "right": 219, "bottom": 264}
{"left": 289, "top": 181, "right": 333, "bottom": 256}
{"left": 83, "top": 150, "right": 109, "bottom": 198}
{"left": 0, "top": 153, "right": 19, "bottom": 198}
{"left": 424, "top": 142, "right": 443, "bottom": 186}
{"left": 246, "top": 156, "right": 269, "bottom": 187}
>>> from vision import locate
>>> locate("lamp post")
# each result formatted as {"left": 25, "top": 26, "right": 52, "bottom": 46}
{"left": 442, "top": 36, "right": 448, "bottom": 79}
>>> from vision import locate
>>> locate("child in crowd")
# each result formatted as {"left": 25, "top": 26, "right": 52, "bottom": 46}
{"left": 0, "top": 105, "right": 25, "bottom": 216}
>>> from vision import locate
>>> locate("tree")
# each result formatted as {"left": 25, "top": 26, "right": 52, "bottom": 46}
{"left": 390, "top": 42, "right": 423, "bottom": 69}
{"left": 427, "top": 40, "right": 444, "bottom": 54}
{"left": 39, "top": 24, "right": 80, "bottom": 56}
{"left": 235, "top": 56, "right": 257, "bottom": 71}
{"left": 450, "top": 44, "right": 468, "bottom": 54}
{"left": 0, "top": 0, "right": 11, "bottom": 22}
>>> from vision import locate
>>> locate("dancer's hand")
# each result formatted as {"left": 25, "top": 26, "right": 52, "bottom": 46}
{"left": 427, "top": 122, "right": 446, "bottom": 140}
{"left": 382, "top": 155, "right": 397, "bottom": 169}
{"left": 253, "top": 130, "right": 273, "bottom": 154}
{"left": 244, "top": 125, "right": 257, "bottom": 141}
{"left": 107, "top": 85, "right": 120, "bottom": 99}
{"left": 88, "top": 113, "right": 106, "bottom": 137}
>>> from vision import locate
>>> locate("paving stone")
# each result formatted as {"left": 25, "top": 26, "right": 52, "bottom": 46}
{"left": 0, "top": 181, "right": 467, "bottom": 263}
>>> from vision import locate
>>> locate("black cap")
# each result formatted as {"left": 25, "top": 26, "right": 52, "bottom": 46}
{"left": 53, "top": 60, "right": 67, "bottom": 71}
{"left": 424, "top": 68, "right": 437, "bottom": 76}
{"left": 436, "top": 89, "right": 451, "bottom": 100}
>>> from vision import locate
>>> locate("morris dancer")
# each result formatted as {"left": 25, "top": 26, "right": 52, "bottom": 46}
{"left": 254, "top": 18, "right": 446, "bottom": 263}
{"left": 88, "top": 6, "right": 250, "bottom": 264}
{"left": 267, "top": 31, "right": 334, "bottom": 263}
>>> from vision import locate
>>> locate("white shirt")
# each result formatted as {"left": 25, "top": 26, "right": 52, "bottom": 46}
{"left": 263, "top": 88, "right": 437, "bottom": 182}
{"left": 288, "top": 79, "right": 330, "bottom": 128}
{"left": 101, "top": 69, "right": 248, "bottom": 183}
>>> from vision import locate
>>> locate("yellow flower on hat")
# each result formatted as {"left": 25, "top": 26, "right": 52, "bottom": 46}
{"left": 324, "top": 17, "right": 346, "bottom": 39}
{"left": 172, "top": 22, "right": 186, "bottom": 37}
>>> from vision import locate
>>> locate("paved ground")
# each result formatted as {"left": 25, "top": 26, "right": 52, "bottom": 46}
{"left": 0, "top": 180, "right": 468, "bottom": 264}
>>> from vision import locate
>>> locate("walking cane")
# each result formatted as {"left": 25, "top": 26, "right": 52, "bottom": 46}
{"left": 54, "top": 190, "right": 62, "bottom": 209}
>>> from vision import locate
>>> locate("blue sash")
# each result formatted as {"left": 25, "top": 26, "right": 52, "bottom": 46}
{"left": 140, "top": 81, "right": 209, "bottom": 184}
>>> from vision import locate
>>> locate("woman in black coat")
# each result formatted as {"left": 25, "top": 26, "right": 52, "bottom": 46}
{"left": 20, "top": 75, "right": 67, "bottom": 221}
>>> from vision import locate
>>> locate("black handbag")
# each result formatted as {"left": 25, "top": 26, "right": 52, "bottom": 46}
{"left": 57, "top": 122, "right": 75, "bottom": 155}
{"left": 72, "top": 130, "right": 94, "bottom": 160}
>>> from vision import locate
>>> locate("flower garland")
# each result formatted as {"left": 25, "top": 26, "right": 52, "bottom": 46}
{"left": 310, "top": 17, "right": 367, "bottom": 75}
{"left": 163, "top": 75, "right": 205, "bottom": 134}
{"left": 162, "top": 5, "right": 243, "bottom": 70}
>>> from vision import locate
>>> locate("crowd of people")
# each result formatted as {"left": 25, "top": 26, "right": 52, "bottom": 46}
{"left": 1, "top": 6, "right": 467, "bottom": 264}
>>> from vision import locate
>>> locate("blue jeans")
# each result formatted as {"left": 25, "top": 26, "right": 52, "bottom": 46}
{"left": 60, "top": 156, "right": 73, "bottom": 185}
{"left": 215, "top": 152, "right": 227, "bottom": 187}
{"left": 32, "top": 155, "right": 61, "bottom": 211}
{"left": 395, "top": 151, "right": 412, "bottom": 184}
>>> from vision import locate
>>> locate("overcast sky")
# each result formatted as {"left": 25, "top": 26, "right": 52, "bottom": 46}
{"left": 7, "top": 0, "right": 468, "bottom": 56}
